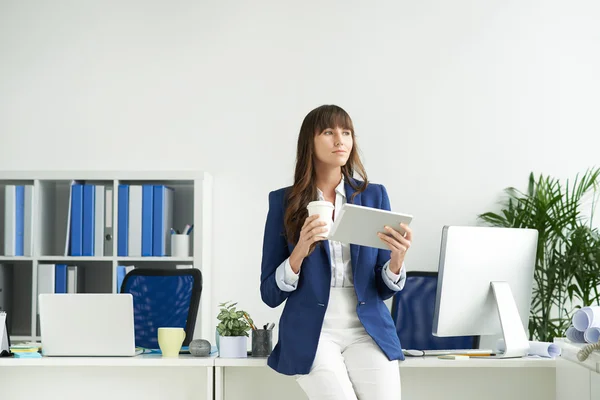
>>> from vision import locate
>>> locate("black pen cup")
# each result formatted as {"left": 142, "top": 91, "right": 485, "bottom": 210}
{"left": 251, "top": 329, "right": 272, "bottom": 357}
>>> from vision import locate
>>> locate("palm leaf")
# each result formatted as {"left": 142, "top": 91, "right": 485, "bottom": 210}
{"left": 478, "top": 167, "right": 600, "bottom": 341}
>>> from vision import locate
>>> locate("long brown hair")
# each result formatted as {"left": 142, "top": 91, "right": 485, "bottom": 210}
{"left": 284, "top": 105, "right": 369, "bottom": 246}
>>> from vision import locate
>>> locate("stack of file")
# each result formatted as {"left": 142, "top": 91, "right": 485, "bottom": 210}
{"left": 68, "top": 183, "right": 113, "bottom": 256}
{"left": 38, "top": 264, "right": 84, "bottom": 297}
{"left": 36, "top": 264, "right": 83, "bottom": 335}
{"left": 3, "top": 185, "right": 34, "bottom": 256}
{"left": 117, "top": 184, "right": 174, "bottom": 257}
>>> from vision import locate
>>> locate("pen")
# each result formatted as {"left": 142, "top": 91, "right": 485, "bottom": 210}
{"left": 454, "top": 353, "right": 495, "bottom": 357}
{"left": 170, "top": 228, "right": 176, "bottom": 235}
{"left": 186, "top": 224, "right": 194, "bottom": 235}
{"left": 182, "top": 224, "right": 191, "bottom": 235}
{"left": 266, "top": 322, "right": 275, "bottom": 330}
{"left": 243, "top": 312, "right": 257, "bottom": 331}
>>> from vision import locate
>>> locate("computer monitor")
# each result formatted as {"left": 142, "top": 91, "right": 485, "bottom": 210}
{"left": 432, "top": 226, "right": 538, "bottom": 358}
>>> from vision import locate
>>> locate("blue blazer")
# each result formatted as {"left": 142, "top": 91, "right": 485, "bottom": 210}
{"left": 260, "top": 179, "right": 405, "bottom": 376}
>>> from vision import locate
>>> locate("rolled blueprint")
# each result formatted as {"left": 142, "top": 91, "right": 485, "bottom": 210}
{"left": 566, "top": 325, "right": 586, "bottom": 343}
{"left": 583, "top": 327, "right": 600, "bottom": 344}
{"left": 496, "top": 339, "right": 561, "bottom": 358}
{"left": 572, "top": 306, "right": 600, "bottom": 331}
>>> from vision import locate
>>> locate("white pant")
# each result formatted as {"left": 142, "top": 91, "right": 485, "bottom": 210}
{"left": 296, "top": 288, "right": 401, "bottom": 400}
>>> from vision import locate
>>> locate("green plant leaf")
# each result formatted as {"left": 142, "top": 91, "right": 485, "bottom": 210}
{"left": 478, "top": 168, "right": 600, "bottom": 342}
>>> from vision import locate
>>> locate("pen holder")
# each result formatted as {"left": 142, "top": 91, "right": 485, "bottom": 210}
{"left": 251, "top": 329, "right": 272, "bottom": 357}
{"left": 171, "top": 234, "right": 190, "bottom": 257}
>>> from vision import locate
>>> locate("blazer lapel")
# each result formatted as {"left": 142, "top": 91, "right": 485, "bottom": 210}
{"left": 314, "top": 241, "right": 331, "bottom": 302}
{"left": 321, "top": 240, "right": 331, "bottom": 266}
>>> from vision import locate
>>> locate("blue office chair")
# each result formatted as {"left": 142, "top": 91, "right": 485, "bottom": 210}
{"left": 121, "top": 268, "right": 202, "bottom": 349}
{"left": 391, "top": 271, "right": 479, "bottom": 350}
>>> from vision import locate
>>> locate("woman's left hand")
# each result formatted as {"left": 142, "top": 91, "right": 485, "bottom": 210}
{"left": 378, "top": 223, "right": 412, "bottom": 275}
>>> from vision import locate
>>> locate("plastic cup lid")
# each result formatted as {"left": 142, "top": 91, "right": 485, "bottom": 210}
{"left": 307, "top": 201, "right": 334, "bottom": 209}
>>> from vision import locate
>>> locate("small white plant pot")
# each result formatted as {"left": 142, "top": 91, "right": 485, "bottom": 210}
{"left": 218, "top": 335, "right": 247, "bottom": 358}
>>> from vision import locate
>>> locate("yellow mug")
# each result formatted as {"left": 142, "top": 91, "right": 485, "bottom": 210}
{"left": 158, "top": 327, "right": 186, "bottom": 357}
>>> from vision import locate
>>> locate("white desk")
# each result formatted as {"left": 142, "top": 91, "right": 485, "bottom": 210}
{"left": 214, "top": 356, "right": 556, "bottom": 400}
{"left": 555, "top": 339, "right": 600, "bottom": 400}
{"left": 0, "top": 354, "right": 215, "bottom": 400}
{"left": 0, "top": 353, "right": 557, "bottom": 400}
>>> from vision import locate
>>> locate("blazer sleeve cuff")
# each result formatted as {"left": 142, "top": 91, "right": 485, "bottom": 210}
{"left": 276, "top": 258, "right": 299, "bottom": 292}
{"left": 382, "top": 260, "right": 407, "bottom": 291}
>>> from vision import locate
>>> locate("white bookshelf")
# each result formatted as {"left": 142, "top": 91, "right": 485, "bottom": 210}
{"left": 0, "top": 170, "right": 213, "bottom": 343}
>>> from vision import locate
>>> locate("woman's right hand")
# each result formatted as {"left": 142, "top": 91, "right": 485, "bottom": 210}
{"left": 289, "top": 215, "right": 328, "bottom": 273}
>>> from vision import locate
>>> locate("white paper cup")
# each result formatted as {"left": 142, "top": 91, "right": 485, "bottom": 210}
{"left": 307, "top": 201, "right": 334, "bottom": 238}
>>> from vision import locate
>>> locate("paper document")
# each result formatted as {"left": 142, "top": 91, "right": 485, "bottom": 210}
{"left": 496, "top": 339, "right": 561, "bottom": 358}
{"left": 572, "top": 306, "right": 600, "bottom": 331}
{"left": 584, "top": 327, "right": 600, "bottom": 343}
{"left": 566, "top": 325, "right": 586, "bottom": 343}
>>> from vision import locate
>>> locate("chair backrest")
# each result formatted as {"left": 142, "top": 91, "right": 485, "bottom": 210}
{"left": 391, "top": 271, "right": 479, "bottom": 350}
{"left": 121, "top": 268, "right": 202, "bottom": 349}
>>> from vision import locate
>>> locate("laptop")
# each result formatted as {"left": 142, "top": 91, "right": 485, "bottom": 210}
{"left": 39, "top": 293, "right": 141, "bottom": 357}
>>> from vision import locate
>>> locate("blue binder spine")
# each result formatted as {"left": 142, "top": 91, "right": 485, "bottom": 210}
{"left": 55, "top": 264, "right": 67, "bottom": 294}
{"left": 152, "top": 186, "right": 165, "bottom": 256}
{"left": 82, "top": 185, "right": 96, "bottom": 256}
{"left": 117, "top": 185, "right": 129, "bottom": 256}
{"left": 14, "top": 185, "right": 25, "bottom": 256}
{"left": 70, "top": 184, "right": 84, "bottom": 256}
{"left": 141, "top": 185, "right": 154, "bottom": 256}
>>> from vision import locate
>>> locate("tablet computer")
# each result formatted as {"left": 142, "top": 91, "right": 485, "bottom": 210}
{"left": 328, "top": 204, "right": 413, "bottom": 250}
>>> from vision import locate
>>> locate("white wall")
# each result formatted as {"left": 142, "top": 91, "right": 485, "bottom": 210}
{"left": 1, "top": 0, "right": 600, "bottom": 344}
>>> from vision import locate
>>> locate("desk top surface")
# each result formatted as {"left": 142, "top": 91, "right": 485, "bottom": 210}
{"left": 214, "top": 356, "right": 556, "bottom": 368}
{"left": 0, "top": 353, "right": 555, "bottom": 368}
{"left": 555, "top": 338, "right": 600, "bottom": 373}
{"left": 0, "top": 354, "right": 216, "bottom": 367}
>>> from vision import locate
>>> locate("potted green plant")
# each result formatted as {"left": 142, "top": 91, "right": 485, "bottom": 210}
{"left": 478, "top": 168, "right": 600, "bottom": 342}
{"left": 216, "top": 301, "right": 254, "bottom": 358}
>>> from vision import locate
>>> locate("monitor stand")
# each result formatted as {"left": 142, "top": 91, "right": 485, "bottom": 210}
{"left": 490, "top": 281, "right": 529, "bottom": 358}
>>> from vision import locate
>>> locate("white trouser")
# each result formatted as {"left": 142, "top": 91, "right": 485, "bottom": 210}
{"left": 296, "top": 287, "right": 401, "bottom": 400}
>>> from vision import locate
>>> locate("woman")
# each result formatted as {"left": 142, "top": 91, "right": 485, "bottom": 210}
{"left": 260, "top": 104, "right": 412, "bottom": 400}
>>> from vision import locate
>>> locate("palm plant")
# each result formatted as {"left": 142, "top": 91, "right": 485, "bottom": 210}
{"left": 478, "top": 168, "right": 600, "bottom": 342}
